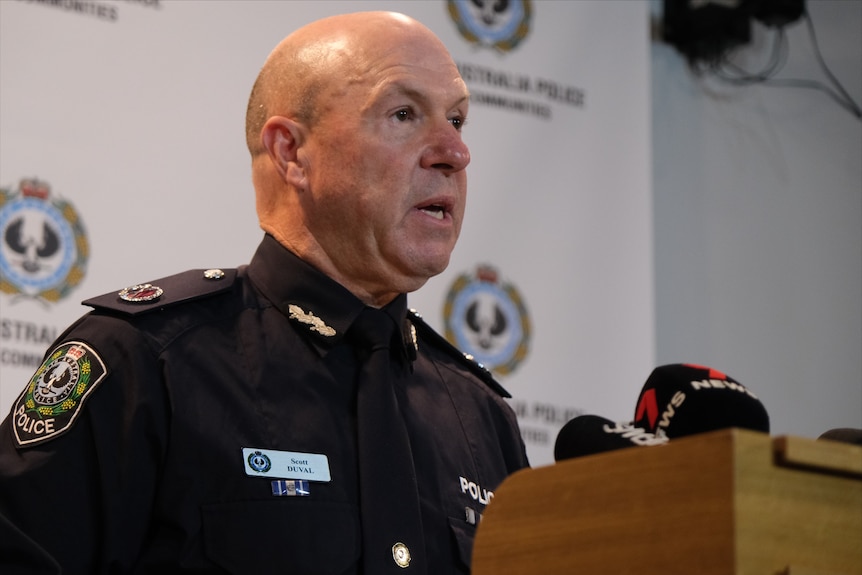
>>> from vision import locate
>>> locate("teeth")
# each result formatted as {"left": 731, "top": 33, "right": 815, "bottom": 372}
{"left": 420, "top": 207, "right": 445, "bottom": 220}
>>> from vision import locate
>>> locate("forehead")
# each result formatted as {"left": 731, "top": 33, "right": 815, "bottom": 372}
{"left": 297, "top": 17, "right": 468, "bottom": 118}
{"left": 369, "top": 63, "right": 468, "bottom": 102}
{"left": 358, "top": 36, "right": 468, "bottom": 102}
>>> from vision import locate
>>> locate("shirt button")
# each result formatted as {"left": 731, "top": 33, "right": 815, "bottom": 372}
{"left": 391, "top": 542, "right": 411, "bottom": 568}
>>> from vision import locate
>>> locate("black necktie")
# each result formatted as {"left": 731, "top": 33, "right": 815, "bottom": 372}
{"left": 352, "top": 307, "right": 426, "bottom": 574}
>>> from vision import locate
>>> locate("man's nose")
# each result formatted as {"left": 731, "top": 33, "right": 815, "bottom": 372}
{"left": 421, "top": 122, "right": 471, "bottom": 174}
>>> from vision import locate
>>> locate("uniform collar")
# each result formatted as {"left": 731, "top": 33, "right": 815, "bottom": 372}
{"left": 247, "top": 235, "right": 412, "bottom": 361}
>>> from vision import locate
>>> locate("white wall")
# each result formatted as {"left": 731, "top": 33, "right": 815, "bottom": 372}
{"left": 651, "top": 0, "right": 862, "bottom": 438}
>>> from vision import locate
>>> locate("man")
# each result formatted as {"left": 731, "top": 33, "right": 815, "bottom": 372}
{"left": 0, "top": 11, "right": 529, "bottom": 574}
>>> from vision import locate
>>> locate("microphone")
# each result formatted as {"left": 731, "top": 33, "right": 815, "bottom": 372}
{"left": 631, "top": 363, "right": 769, "bottom": 439}
{"left": 554, "top": 414, "right": 668, "bottom": 461}
{"left": 818, "top": 428, "right": 862, "bottom": 445}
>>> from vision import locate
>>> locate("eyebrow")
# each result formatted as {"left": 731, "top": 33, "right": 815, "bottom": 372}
{"left": 375, "top": 80, "right": 470, "bottom": 110}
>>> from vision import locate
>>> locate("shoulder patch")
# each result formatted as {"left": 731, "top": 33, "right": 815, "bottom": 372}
{"left": 407, "top": 309, "right": 511, "bottom": 398}
{"left": 12, "top": 341, "right": 108, "bottom": 447}
{"left": 82, "top": 268, "right": 237, "bottom": 316}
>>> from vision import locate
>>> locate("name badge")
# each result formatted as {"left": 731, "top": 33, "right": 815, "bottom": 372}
{"left": 242, "top": 448, "right": 331, "bottom": 482}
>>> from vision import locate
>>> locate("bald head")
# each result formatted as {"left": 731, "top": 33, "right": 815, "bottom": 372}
{"left": 246, "top": 11, "right": 470, "bottom": 305}
{"left": 245, "top": 11, "right": 452, "bottom": 157}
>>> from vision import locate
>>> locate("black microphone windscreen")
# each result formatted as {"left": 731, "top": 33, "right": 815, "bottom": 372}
{"left": 553, "top": 414, "right": 667, "bottom": 462}
{"left": 818, "top": 428, "right": 862, "bottom": 446}
{"left": 631, "top": 363, "right": 769, "bottom": 439}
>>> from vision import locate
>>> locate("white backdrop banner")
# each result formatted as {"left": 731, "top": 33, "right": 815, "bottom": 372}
{"left": 0, "top": 0, "right": 653, "bottom": 466}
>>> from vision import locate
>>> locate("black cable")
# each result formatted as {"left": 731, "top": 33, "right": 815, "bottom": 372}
{"left": 759, "top": 77, "right": 862, "bottom": 117}
{"left": 712, "top": 26, "right": 788, "bottom": 84}
{"left": 799, "top": 9, "right": 862, "bottom": 118}
{"left": 702, "top": 9, "right": 862, "bottom": 120}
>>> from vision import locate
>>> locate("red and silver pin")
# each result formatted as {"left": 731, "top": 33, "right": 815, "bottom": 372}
{"left": 118, "top": 283, "right": 163, "bottom": 303}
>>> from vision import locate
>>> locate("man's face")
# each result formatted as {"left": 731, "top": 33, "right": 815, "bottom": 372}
{"left": 295, "top": 28, "right": 471, "bottom": 301}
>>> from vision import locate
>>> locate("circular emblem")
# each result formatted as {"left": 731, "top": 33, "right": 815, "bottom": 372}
{"left": 0, "top": 178, "right": 89, "bottom": 303}
{"left": 392, "top": 542, "right": 411, "bottom": 568}
{"left": 33, "top": 355, "right": 81, "bottom": 406}
{"left": 119, "top": 283, "right": 163, "bottom": 303}
{"left": 248, "top": 451, "right": 272, "bottom": 473}
{"left": 444, "top": 265, "right": 531, "bottom": 376}
{"left": 447, "top": 0, "right": 532, "bottom": 52}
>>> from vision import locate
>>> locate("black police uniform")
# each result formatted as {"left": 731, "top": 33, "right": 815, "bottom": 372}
{"left": 0, "top": 234, "right": 529, "bottom": 574}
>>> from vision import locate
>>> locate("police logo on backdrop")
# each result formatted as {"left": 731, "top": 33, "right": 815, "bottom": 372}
{"left": 0, "top": 178, "right": 89, "bottom": 303}
{"left": 447, "top": 0, "right": 532, "bottom": 52}
{"left": 444, "top": 265, "right": 530, "bottom": 376}
{"left": 12, "top": 341, "right": 108, "bottom": 447}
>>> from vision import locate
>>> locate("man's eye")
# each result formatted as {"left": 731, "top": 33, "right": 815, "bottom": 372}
{"left": 394, "top": 109, "right": 413, "bottom": 122}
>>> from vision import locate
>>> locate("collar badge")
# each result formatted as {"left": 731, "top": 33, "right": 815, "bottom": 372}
{"left": 288, "top": 304, "right": 336, "bottom": 337}
{"left": 405, "top": 322, "right": 418, "bottom": 362}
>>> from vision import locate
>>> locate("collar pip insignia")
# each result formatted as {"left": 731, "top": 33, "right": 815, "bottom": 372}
{"left": 287, "top": 304, "right": 336, "bottom": 337}
{"left": 404, "top": 321, "right": 418, "bottom": 362}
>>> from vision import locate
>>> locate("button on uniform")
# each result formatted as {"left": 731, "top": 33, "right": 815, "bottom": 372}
{"left": 392, "top": 542, "right": 411, "bottom": 568}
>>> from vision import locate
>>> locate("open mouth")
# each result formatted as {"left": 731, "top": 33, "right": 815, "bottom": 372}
{"left": 416, "top": 196, "right": 453, "bottom": 221}
{"left": 419, "top": 205, "right": 446, "bottom": 220}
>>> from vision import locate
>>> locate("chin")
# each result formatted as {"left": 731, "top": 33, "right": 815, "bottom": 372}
{"left": 417, "top": 256, "right": 452, "bottom": 281}
{"left": 393, "top": 241, "right": 455, "bottom": 282}
{"left": 393, "top": 260, "right": 446, "bottom": 293}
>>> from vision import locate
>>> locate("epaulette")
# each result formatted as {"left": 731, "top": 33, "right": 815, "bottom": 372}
{"left": 82, "top": 268, "right": 237, "bottom": 316}
{"left": 406, "top": 308, "right": 511, "bottom": 398}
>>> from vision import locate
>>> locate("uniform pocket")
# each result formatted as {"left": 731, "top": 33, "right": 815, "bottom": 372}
{"left": 202, "top": 499, "right": 360, "bottom": 575}
{"left": 448, "top": 516, "right": 477, "bottom": 569}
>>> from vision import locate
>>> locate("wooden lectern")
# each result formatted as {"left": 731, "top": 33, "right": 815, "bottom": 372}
{"left": 472, "top": 429, "right": 862, "bottom": 575}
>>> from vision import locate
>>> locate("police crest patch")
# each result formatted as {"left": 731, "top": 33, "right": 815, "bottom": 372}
{"left": 12, "top": 341, "right": 108, "bottom": 447}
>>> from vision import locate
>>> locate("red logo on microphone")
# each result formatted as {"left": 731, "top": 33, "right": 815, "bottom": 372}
{"left": 635, "top": 388, "right": 659, "bottom": 429}
{"left": 684, "top": 363, "right": 727, "bottom": 380}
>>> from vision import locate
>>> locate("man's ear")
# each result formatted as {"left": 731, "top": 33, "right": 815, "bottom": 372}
{"left": 261, "top": 116, "right": 306, "bottom": 187}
